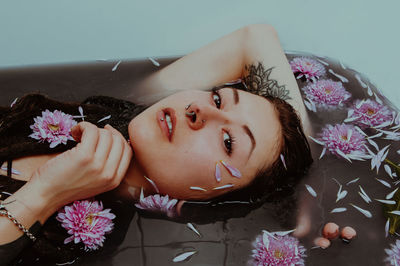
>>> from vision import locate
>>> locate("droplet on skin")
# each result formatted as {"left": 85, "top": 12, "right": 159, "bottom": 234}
{"left": 341, "top": 226, "right": 356, "bottom": 242}
{"left": 314, "top": 237, "right": 331, "bottom": 249}
{"left": 322, "top": 222, "right": 339, "bottom": 240}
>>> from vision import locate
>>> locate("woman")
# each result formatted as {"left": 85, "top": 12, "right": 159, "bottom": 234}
{"left": 0, "top": 24, "right": 312, "bottom": 264}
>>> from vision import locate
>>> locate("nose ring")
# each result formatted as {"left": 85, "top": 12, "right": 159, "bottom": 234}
{"left": 185, "top": 103, "right": 192, "bottom": 110}
{"left": 185, "top": 111, "right": 195, "bottom": 117}
{"left": 202, "top": 119, "right": 206, "bottom": 123}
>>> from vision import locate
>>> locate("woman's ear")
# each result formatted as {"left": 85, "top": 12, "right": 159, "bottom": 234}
{"left": 175, "top": 200, "right": 187, "bottom": 216}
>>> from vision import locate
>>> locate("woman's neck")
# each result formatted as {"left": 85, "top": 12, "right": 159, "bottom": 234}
{"left": 116, "top": 156, "right": 157, "bottom": 200}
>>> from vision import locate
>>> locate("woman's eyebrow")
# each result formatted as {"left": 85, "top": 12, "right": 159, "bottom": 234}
{"left": 229, "top": 88, "right": 256, "bottom": 161}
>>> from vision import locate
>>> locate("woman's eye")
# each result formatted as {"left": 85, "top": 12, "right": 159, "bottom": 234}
{"left": 212, "top": 90, "right": 221, "bottom": 109}
{"left": 223, "top": 131, "right": 235, "bottom": 155}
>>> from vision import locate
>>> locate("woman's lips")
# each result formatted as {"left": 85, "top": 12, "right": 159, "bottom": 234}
{"left": 156, "top": 108, "right": 176, "bottom": 142}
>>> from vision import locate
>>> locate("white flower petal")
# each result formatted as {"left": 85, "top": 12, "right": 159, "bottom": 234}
{"left": 273, "top": 229, "right": 296, "bottom": 236}
{"left": 172, "top": 251, "right": 196, "bottom": 262}
{"left": 346, "top": 178, "right": 359, "bottom": 186}
{"left": 308, "top": 136, "right": 325, "bottom": 146}
{"left": 212, "top": 184, "right": 234, "bottom": 190}
{"left": 385, "top": 218, "right": 390, "bottom": 238}
{"left": 148, "top": 57, "right": 160, "bottom": 67}
{"left": 305, "top": 184, "right": 317, "bottom": 197}
{"left": 190, "top": 186, "right": 207, "bottom": 191}
{"left": 375, "top": 199, "right": 396, "bottom": 205}
{"left": 186, "top": 223, "right": 201, "bottom": 237}
{"left": 350, "top": 204, "right": 372, "bottom": 218}
{"left": 386, "top": 188, "right": 399, "bottom": 200}
{"left": 376, "top": 178, "right": 391, "bottom": 188}
{"left": 336, "top": 148, "right": 352, "bottom": 163}
{"left": 319, "top": 147, "right": 327, "bottom": 160}
{"left": 112, "top": 60, "right": 122, "bottom": 71}
{"left": 384, "top": 165, "right": 393, "bottom": 178}
{"left": 144, "top": 175, "right": 160, "bottom": 193}
{"left": 97, "top": 115, "right": 111, "bottom": 123}
{"left": 359, "top": 185, "right": 372, "bottom": 203}
{"left": 331, "top": 207, "right": 347, "bottom": 213}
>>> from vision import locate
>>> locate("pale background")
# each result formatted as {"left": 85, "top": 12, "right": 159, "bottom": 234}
{"left": 0, "top": 0, "right": 399, "bottom": 107}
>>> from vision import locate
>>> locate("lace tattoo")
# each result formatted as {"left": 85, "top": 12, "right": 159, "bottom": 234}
{"left": 243, "top": 62, "right": 291, "bottom": 100}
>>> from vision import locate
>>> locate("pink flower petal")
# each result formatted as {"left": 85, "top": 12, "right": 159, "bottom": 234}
{"left": 220, "top": 160, "right": 241, "bottom": 178}
{"left": 215, "top": 162, "right": 221, "bottom": 182}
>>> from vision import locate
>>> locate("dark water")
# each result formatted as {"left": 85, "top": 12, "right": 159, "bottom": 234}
{"left": 1, "top": 53, "right": 399, "bottom": 265}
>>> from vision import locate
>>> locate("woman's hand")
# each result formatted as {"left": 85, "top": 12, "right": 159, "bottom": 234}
{"left": 27, "top": 122, "right": 133, "bottom": 214}
{"left": 0, "top": 122, "right": 132, "bottom": 245}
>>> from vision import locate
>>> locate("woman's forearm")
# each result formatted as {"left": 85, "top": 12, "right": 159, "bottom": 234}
{"left": 242, "top": 24, "right": 312, "bottom": 135}
{"left": 0, "top": 182, "right": 57, "bottom": 244}
{"left": 137, "top": 25, "right": 247, "bottom": 94}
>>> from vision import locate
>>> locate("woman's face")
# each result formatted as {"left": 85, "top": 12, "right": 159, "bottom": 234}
{"left": 128, "top": 87, "right": 282, "bottom": 200}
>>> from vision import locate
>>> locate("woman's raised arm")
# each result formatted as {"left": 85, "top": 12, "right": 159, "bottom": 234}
{"left": 140, "top": 24, "right": 311, "bottom": 134}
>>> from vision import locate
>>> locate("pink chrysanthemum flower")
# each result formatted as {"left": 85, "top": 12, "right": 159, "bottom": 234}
{"left": 319, "top": 123, "right": 368, "bottom": 161}
{"left": 56, "top": 200, "right": 115, "bottom": 251}
{"left": 302, "top": 79, "right": 351, "bottom": 109}
{"left": 135, "top": 189, "right": 178, "bottom": 217}
{"left": 290, "top": 57, "right": 326, "bottom": 82}
{"left": 29, "top": 109, "right": 77, "bottom": 148}
{"left": 384, "top": 240, "right": 400, "bottom": 265}
{"left": 251, "top": 232, "right": 306, "bottom": 266}
{"left": 347, "top": 99, "right": 393, "bottom": 129}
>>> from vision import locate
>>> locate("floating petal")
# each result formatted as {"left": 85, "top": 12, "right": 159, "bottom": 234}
{"left": 220, "top": 160, "right": 241, "bottom": 178}
{"left": 376, "top": 178, "right": 391, "bottom": 188}
{"left": 331, "top": 207, "right": 347, "bottom": 213}
{"left": 112, "top": 60, "right": 121, "bottom": 71}
{"left": 190, "top": 186, "right": 207, "bottom": 191}
{"left": 97, "top": 115, "right": 111, "bottom": 123}
{"left": 148, "top": 57, "right": 160, "bottom": 67}
{"left": 308, "top": 136, "right": 325, "bottom": 146}
{"left": 350, "top": 204, "right": 372, "bottom": 218}
{"left": 319, "top": 147, "right": 326, "bottom": 159}
{"left": 385, "top": 218, "right": 390, "bottom": 238}
{"left": 346, "top": 178, "right": 359, "bottom": 186}
{"left": 186, "top": 223, "right": 201, "bottom": 237}
{"left": 359, "top": 192, "right": 371, "bottom": 204}
{"left": 336, "top": 190, "right": 348, "bottom": 202}
{"left": 305, "top": 184, "right": 317, "bottom": 197}
{"left": 212, "top": 184, "right": 234, "bottom": 190}
{"left": 273, "top": 229, "right": 296, "bottom": 236}
{"left": 144, "top": 175, "right": 160, "bottom": 193}
{"left": 10, "top": 97, "right": 18, "bottom": 107}
{"left": 375, "top": 199, "right": 396, "bottom": 205}
{"left": 215, "top": 162, "right": 221, "bottom": 182}
{"left": 386, "top": 188, "right": 399, "bottom": 200}
{"left": 385, "top": 164, "right": 393, "bottom": 178}
{"left": 280, "top": 154, "right": 287, "bottom": 170}
{"left": 359, "top": 185, "right": 371, "bottom": 203}
{"left": 172, "top": 251, "right": 196, "bottom": 262}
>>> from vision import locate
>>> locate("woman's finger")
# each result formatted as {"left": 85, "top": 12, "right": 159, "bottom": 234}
{"left": 102, "top": 130, "right": 125, "bottom": 181}
{"left": 93, "top": 129, "right": 114, "bottom": 166}
{"left": 115, "top": 141, "right": 133, "bottom": 184}
{"left": 71, "top": 122, "right": 99, "bottom": 155}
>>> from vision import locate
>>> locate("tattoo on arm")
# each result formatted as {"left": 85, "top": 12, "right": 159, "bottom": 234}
{"left": 243, "top": 62, "right": 291, "bottom": 100}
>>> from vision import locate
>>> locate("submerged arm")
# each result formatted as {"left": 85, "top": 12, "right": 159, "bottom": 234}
{"left": 139, "top": 24, "right": 311, "bottom": 134}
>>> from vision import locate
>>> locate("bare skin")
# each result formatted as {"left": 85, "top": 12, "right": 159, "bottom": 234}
{"left": 0, "top": 24, "right": 311, "bottom": 246}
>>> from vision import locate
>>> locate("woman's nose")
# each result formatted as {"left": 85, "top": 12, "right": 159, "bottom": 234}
{"left": 185, "top": 103, "right": 229, "bottom": 130}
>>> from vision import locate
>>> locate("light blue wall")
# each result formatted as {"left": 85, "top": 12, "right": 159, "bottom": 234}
{"left": 0, "top": 0, "right": 399, "bottom": 106}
